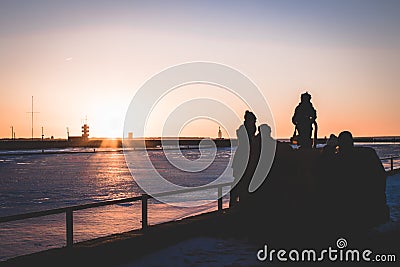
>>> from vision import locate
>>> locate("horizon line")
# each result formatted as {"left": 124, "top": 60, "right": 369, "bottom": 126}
{"left": 1, "top": 135, "right": 400, "bottom": 141}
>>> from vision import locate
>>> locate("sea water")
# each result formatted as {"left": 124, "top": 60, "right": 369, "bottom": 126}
{"left": 0, "top": 144, "right": 399, "bottom": 261}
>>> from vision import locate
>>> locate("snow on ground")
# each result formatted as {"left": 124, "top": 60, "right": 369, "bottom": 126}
{"left": 118, "top": 237, "right": 269, "bottom": 267}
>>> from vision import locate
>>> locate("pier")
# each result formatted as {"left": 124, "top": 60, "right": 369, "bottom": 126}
{"left": 0, "top": 155, "right": 399, "bottom": 266}
{"left": 0, "top": 138, "right": 237, "bottom": 151}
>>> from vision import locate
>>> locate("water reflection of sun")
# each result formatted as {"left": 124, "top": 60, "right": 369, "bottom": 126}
{"left": 86, "top": 151, "right": 134, "bottom": 201}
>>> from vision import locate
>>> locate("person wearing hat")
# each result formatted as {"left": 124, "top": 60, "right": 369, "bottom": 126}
{"left": 292, "top": 92, "right": 317, "bottom": 148}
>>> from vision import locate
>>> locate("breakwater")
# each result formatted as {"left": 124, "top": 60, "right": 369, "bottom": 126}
{"left": 0, "top": 138, "right": 236, "bottom": 151}
{"left": 0, "top": 136, "right": 398, "bottom": 151}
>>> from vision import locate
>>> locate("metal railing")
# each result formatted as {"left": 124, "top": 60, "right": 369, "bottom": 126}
{"left": 0, "top": 182, "right": 233, "bottom": 248}
{"left": 380, "top": 155, "right": 400, "bottom": 171}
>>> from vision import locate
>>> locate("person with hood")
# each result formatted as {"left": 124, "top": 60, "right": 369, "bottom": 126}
{"left": 292, "top": 92, "right": 317, "bottom": 148}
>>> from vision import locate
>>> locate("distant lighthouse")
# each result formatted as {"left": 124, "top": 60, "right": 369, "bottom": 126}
{"left": 82, "top": 123, "right": 89, "bottom": 141}
{"left": 217, "top": 126, "right": 223, "bottom": 139}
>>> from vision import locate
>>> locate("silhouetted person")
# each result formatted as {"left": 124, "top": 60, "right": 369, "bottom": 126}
{"left": 338, "top": 131, "right": 353, "bottom": 153}
{"left": 317, "top": 134, "right": 339, "bottom": 230}
{"left": 251, "top": 124, "right": 294, "bottom": 226}
{"left": 230, "top": 111, "right": 257, "bottom": 208}
{"left": 323, "top": 134, "right": 338, "bottom": 155}
{"left": 248, "top": 124, "right": 276, "bottom": 194}
{"left": 292, "top": 92, "right": 317, "bottom": 148}
{"left": 335, "top": 131, "right": 389, "bottom": 232}
{"left": 253, "top": 124, "right": 276, "bottom": 183}
{"left": 230, "top": 125, "right": 248, "bottom": 208}
{"left": 291, "top": 138, "right": 320, "bottom": 228}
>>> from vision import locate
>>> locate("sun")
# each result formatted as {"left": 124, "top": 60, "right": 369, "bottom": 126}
{"left": 87, "top": 104, "right": 125, "bottom": 138}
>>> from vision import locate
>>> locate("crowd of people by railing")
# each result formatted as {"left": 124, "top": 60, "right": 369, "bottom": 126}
{"left": 230, "top": 94, "right": 389, "bottom": 238}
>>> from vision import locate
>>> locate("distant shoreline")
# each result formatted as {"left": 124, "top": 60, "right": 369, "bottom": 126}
{"left": 0, "top": 136, "right": 398, "bottom": 151}
{"left": 0, "top": 138, "right": 235, "bottom": 151}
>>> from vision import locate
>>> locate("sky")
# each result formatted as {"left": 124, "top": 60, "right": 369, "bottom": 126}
{"left": 0, "top": 0, "right": 399, "bottom": 139}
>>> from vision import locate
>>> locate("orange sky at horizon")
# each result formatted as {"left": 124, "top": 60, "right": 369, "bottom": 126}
{"left": 1, "top": 1, "right": 399, "bottom": 139}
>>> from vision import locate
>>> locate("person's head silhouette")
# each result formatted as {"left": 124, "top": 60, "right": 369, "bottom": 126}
{"left": 300, "top": 92, "right": 312, "bottom": 103}
{"left": 338, "top": 131, "right": 354, "bottom": 153}
{"left": 326, "top": 134, "right": 338, "bottom": 147}
{"left": 244, "top": 110, "right": 256, "bottom": 122}
{"left": 258, "top": 124, "right": 272, "bottom": 138}
{"left": 244, "top": 110, "right": 257, "bottom": 137}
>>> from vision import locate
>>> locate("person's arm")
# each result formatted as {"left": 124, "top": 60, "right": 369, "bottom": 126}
{"left": 310, "top": 106, "right": 317, "bottom": 122}
{"left": 292, "top": 107, "right": 299, "bottom": 125}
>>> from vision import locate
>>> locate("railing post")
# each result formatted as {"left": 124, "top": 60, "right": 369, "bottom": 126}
{"left": 391, "top": 157, "right": 394, "bottom": 171}
{"left": 141, "top": 194, "right": 148, "bottom": 229}
{"left": 218, "top": 186, "right": 223, "bottom": 211}
{"left": 66, "top": 209, "right": 73, "bottom": 247}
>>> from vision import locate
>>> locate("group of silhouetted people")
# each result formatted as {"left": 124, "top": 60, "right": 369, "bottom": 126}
{"left": 318, "top": 131, "right": 389, "bottom": 231}
{"left": 230, "top": 96, "right": 389, "bottom": 239}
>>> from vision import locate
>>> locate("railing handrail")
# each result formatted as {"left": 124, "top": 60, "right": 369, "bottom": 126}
{"left": 0, "top": 195, "right": 142, "bottom": 223}
{"left": 152, "top": 181, "right": 233, "bottom": 198}
{"left": 0, "top": 182, "right": 234, "bottom": 223}
{"left": 380, "top": 155, "right": 400, "bottom": 161}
